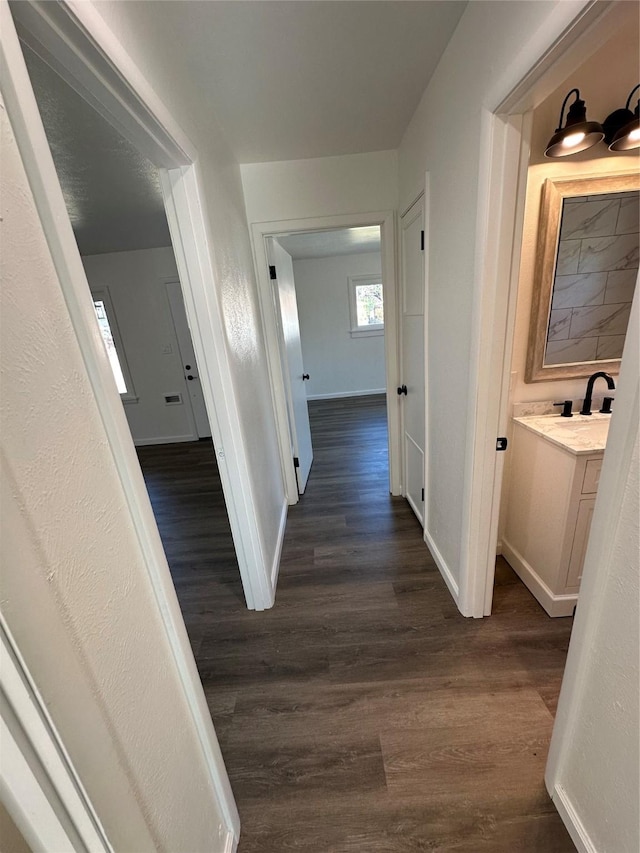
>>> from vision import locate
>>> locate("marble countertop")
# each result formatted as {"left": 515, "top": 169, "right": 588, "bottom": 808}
{"left": 512, "top": 413, "right": 610, "bottom": 455}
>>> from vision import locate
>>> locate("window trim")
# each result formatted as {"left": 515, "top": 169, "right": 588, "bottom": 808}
{"left": 347, "top": 274, "right": 384, "bottom": 338}
{"left": 91, "top": 287, "right": 138, "bottom": 403}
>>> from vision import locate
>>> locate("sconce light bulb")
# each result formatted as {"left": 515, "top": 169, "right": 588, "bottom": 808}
{"left": 629, "top": 127, "right": 640, "bottom": 143}
{"left": 562, "top": 131, "right": 586, "bottom": 149}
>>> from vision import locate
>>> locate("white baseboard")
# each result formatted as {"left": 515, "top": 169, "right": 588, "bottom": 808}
{"left": 502, "top": 539, "right": 577, "bottom": 617}
{"left": 306, "top": 388, "right": 386, "bottom": 401}
{"left": 552, "top": 784, "right": 596, "bottom": 853}
{"left": 133, "top": 434, "right": 197, "bottom": 446}
{"left": 424, "top": 528, "right": 460, "bottom": 606}
{"left": 224, "top": 831, "right": 238, "bottom": 853}
{"left": 270, "top": 500, "right": 288, "bottom": 590}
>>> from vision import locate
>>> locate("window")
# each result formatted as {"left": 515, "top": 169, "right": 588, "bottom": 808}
{"left": 92, "top": 289, "right": 137, "bottom": 402}
{"left": 348, "top": 274, "right": 384, "bottom": 337}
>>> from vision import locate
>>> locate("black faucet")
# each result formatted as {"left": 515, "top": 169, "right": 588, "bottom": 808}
{"left": 580, "top": 371, "right": 615, "bottom": 416}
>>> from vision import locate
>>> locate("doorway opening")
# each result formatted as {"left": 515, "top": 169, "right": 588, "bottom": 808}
{"left": 477, "top": 10, "right": 638, "bottom": 719}
{"left": 18, "top": 37, "right": 245, "bottom": 630}
{"left": 490, "top": 19, "right": 637, "bottom": 620}
{"left": 265, "top": 225, "right": 388, "bottom": 498}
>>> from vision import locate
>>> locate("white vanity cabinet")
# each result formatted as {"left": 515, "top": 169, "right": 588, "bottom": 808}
{"left": 502, "top": 415, "right": 608, "bottom": 617}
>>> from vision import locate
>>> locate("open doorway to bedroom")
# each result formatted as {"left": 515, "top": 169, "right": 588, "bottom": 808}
{"left": 267, "top": 226, "right": 389, "bottom": 501}
{"left": 19, "top": 37, "right": 245, "bottom": 639}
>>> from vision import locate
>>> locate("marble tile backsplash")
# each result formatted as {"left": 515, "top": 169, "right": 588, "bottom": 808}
{"left": 545, "top": 191, "right": 639, "bottom": 365}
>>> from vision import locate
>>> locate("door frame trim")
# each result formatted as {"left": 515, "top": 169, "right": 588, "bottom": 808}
{"left": 0, "top": 616, "right": 113, "bottom": 852}
{"left": 2, "top": 0, "right": 243, "bottom": 843}
{"left": 250, "top": 211, "right": 400, "bottom": 503}
{"left": 398, "top": 191, "right": 426, "bottom": 526}
{"left": 458, "top": 0, "right": 629, "bottom": 618}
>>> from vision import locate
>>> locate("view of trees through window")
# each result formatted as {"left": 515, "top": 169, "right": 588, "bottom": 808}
{"left": 355, "top": 282, "right": 384, "bottom": 327}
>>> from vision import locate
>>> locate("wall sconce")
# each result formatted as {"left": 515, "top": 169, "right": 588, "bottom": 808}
{"left": 545, "top": 89, "right": 604, "bottom": 158}
{"left": 603, "top": 84, "right": 640, "bottom": 151}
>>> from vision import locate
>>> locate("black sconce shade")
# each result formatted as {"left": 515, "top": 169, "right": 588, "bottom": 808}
{"left": 604, "top": 84, "right": 640, "bottom": 151}
{"left": 545, "top": 89, "right": 604, "bottom": 158}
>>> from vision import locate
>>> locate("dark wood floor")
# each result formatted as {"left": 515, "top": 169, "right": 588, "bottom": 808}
{"left": 138, "top": 395, "right": 575, "bottom": 852}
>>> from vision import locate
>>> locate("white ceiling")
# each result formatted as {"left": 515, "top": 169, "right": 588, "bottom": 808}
{"left": 91, "top": 0, "right": 467, "bottom": 164}
{"left": 277, "top": 227, "right": 380, "bottom": 260}
{"left": 20, "top": 1, "right": 467, "bottom": 255}
{"left": 23, "top": 45, "right": 171, "bottom": 256}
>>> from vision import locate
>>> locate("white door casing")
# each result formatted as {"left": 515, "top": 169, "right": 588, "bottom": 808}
{"left": 250, "top": 211, "right": 400, "bottom": 505}
{"left": 0, "top": 616, "right": 113, "bottom": 853}
{"left": 268, "top": 238, "right": 313, "bottom": 494}
{"left": 399, "top": 194, "right": 426, "bottom": 525}
{"left": 165, "top": 279, "right": 212, "bottom": 439}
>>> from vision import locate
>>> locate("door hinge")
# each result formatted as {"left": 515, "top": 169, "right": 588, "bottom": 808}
{"left": 496, "top": 437, "right": 508, "bottom": 452}
{"left": 293, "top": 456, "right": 300, "bottom": 468}
{"left": 420, "top": 230, "right": 425, "bottom": 251}
{"left": 269, "top": 265, "right": 277, "bottom": 280}
{"left": 421, "top": 487, "right": 425, "bottom": 501}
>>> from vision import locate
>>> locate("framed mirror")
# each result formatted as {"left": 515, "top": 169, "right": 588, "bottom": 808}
{"left": 526, "top": 173, "right": 639, "bottom": 382}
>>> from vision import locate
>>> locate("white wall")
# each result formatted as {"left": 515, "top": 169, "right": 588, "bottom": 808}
{"left": 82, "top": 247, "right": 200, "bottom": 445}
{"left": 293, "top": 251, "right": 385, "bottom": 399}
{"left": 90, "top": 0, "right": 287, "bottom": 594}
{"left": 241, "top": 149, "right": 398, "bottom": 224}
{"left": 1, "top": 92, "right": 228, "bottom": 851}
{"left": 546, "top": 289, "right": 639, "bottom": 852}
{"left": 397, "top": 0, "right": 598, "bottom": 598}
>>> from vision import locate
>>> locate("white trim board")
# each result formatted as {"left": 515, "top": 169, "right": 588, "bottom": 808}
{"left": 552, "top": 785, "right": 597, "bottom": 853}
{"left": 250, "top": 211, "right": 401, "bottom": 504}
{"left": 270, "top": 500, "right": 288, "bottom": 587}
{"left": 0, "top": 616, "right": 113, "bottom": 852}
{"left": 424, "top": 528, "right": 459, "bottom": 604}
{"left": 501, "top": 539, "right": 577, "bottom": 618}
{"left": 306, "top": 389, "right": 386, "bottom": 401}
{"left": 133, "top": 434, "right": 199, "bottom": 447}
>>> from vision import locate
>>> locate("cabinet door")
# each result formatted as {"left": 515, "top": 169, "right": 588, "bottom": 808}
{"left": 566, "top": 498, "right": 596, "bottom": 591}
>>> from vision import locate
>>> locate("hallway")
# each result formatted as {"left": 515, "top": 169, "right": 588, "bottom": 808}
{"left": 141, "top": 396, "right": 575, "bottom": 851}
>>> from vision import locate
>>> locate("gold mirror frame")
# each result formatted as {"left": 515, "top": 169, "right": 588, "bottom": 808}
{"left": 526, "top": 172, "right": 640, "bottom": 383}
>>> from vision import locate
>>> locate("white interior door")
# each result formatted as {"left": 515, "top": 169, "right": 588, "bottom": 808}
{"left": 166, "top": 280, "right": 212, "bottom": 438}
{"left": 268, "top": 238, "right": 313, "bottom": 494}
{"left": 400, "top": 195, "right": 426, "bottom": 524}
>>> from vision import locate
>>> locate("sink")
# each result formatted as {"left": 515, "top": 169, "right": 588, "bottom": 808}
{"left": 512, "top": 413, "right": 611, "bottom": 454}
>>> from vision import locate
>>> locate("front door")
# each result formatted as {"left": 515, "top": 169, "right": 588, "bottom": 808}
{"left": 399, "top": 195, "right": 426, "bottom": 524}
{"left": 268, "top": 238, "right": 313, "bottom": 494}
{"left": 166, "top": 280, "right": 212, "bottom": 438}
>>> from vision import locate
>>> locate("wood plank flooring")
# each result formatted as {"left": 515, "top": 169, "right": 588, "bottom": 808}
{"left": 138, "top": 395, "right": 575, "bottom": 852}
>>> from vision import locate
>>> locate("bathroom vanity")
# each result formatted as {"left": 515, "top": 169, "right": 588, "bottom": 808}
{"left": 502, "top": 413, "right": 609, "bottom": 617}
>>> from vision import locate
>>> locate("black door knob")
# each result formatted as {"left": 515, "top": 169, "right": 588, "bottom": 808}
{"left": 187, "top": 375, "right": 194, "bottom": 381}
{"left": 302, "top": 373, "right": 310, "bottom": 380}
{"left": 397, "top": 384, "right": 407, "bottom": 396}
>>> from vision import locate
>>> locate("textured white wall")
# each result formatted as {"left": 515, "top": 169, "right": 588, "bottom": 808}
{"left": 91, "top": 0, "right": 286, "bottom": 586}
{"left": 1, "top": 96, "right": 227, "bottom": 851}
{"left": 561, "top": 436, "right": 639, "bottom": 850}
{"left": 397, "top": 0, "right": 592, "bottom": 589}
{"left": 82, "top": 247, "right": 200, "bottom": 445}
{"left": 241, "top": 149, "right": 398, "bottom": 224}
{"left": 547, "top": 288, "right": 639, "bottom": 851}
{"left": 293, "top": 252, "right": 385, "bottom": 399}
